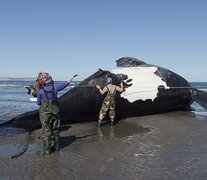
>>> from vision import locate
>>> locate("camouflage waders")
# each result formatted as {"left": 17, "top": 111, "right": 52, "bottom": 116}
{"left": 39, "top": 85, "right": 61, "bottom": 155}
{"left": 98, "top": 90, "right": 116, "bottom": 126}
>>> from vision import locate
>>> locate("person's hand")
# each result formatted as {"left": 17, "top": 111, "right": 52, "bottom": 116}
{"left": 120, "top": 81, "right": 124, "bottom": 90}
{"left": 96, "top": 84, "right": 101, "bottom": 90}
{"left": 120, "top": 81, "right": 124, "bottom": 87}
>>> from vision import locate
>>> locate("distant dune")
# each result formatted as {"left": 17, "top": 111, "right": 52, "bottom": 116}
{"left": 0, "top": 77, "right": 36, "bottom": 81}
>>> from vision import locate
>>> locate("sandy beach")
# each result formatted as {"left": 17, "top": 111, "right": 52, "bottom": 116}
{"left": 1, "top": 111, "right": 207, "bottom": 180}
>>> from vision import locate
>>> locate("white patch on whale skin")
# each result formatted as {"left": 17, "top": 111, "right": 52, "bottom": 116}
{"left": 111, "top": 67, "right": 169, "bottom": 103}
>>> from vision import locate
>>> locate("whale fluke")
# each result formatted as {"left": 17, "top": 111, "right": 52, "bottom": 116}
{"left": 191, "top": 89, "right": 207, "bottom": 110}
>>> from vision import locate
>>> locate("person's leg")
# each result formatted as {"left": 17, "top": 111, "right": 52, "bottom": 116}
{"left": 39, "top": 128, "right": 52, "bottom": 155}
{"left": 98, "top": 98, "right": 110, "bottom": 127}
{"left": 39, "top": 113, "right": 52, "bottom": 155}
{"left": 52, "top": 115, "right": 60, "bottom": 151}
{"left": 109, "top": 99, "right": 115, "bottom": 126}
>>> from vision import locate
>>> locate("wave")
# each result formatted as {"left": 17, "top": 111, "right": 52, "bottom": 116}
{"left": 0, "top": 82, "right": 79, "bottom": 89}
{"left": 0, "top": 91, "right": 26, "bottom": 94}
{"left": 190, "top": 82, "right": 207, "bottom": 88}
{"left": 0, "top": 80, "right": 80, "bottom": 84}
{"left": 0, "top": 98, "right": 35, "bottom": 103}
{"left": 198, "top": 89, "right": 207, "bottom": 92}
{"left": 0, "top": 84, "right": 24, "bottom": 88}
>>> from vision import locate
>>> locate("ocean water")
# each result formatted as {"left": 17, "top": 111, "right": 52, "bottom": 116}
{"left": 0, "top": 81, "right": 207, "bottom": 124}
{"left": 0, "top": 81, "right": 79, "bottom": 123}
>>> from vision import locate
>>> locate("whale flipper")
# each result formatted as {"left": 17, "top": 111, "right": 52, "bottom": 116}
{"left": 116, "top": 57, "right": 146, "bottom": 67}
{"left": 191, "top": 89, "right": 207, "bottom": 110}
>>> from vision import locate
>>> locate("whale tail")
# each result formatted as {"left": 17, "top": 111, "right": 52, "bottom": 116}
{"left": 191, "top": 88, "right": 207, "bottom": 110}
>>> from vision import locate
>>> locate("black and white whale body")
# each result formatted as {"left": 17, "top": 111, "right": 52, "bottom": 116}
{"left": 1, "top": 57, "right": 207, "bottom": 132}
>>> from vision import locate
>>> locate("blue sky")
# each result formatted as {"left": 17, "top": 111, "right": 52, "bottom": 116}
{"left": 0, "top": 0, "right": 206, "bottom": 81}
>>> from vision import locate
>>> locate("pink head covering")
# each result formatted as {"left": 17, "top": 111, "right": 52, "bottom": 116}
{"left": 37, "top": 72, "right": 52, "bottom": 85}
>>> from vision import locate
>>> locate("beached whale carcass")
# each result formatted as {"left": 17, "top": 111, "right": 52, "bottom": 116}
{"left": 1, "top": 57, "right": 206, "bottom": 132}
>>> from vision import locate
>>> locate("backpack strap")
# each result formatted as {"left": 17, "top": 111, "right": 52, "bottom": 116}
{"left": 106, "top": 85, "right": 116, "bottom": 96}
{"left": 42, "top": 81, "right": 56, "bottom": 99}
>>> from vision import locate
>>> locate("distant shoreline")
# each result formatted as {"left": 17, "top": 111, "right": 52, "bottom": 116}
{"left": 0, "top": 77, "right": 36, "bottom": 81}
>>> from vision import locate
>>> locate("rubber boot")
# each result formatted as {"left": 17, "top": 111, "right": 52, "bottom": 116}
{"left": 50, "top": 135, "right": 55, "bottom": 152}
{"left": 110, "top": 119, "right": 115, "bottom": 126}
{"left": 38, "top": 137, "right": 51, "bottom": 155}
{"left": 98, "top": 120, "right": 102, "bottom": 128}
{"left": 54, "top": 135, "right": 60, "bottom": 151}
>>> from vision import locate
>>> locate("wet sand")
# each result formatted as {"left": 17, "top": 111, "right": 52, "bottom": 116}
{"left": 1, "top": 111, "right": 207, "bottom": 179}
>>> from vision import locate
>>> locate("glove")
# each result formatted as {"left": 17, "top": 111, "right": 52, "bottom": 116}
{"left": 96, "top": 85, "right": 101, "bottom": 90}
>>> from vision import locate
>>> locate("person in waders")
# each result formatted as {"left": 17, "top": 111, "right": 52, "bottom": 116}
{"left": 96, "top": 77, "right": 124, "bottom": 127}
{"left": 37, "top": 72, "right": 77, "bottom": 155}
